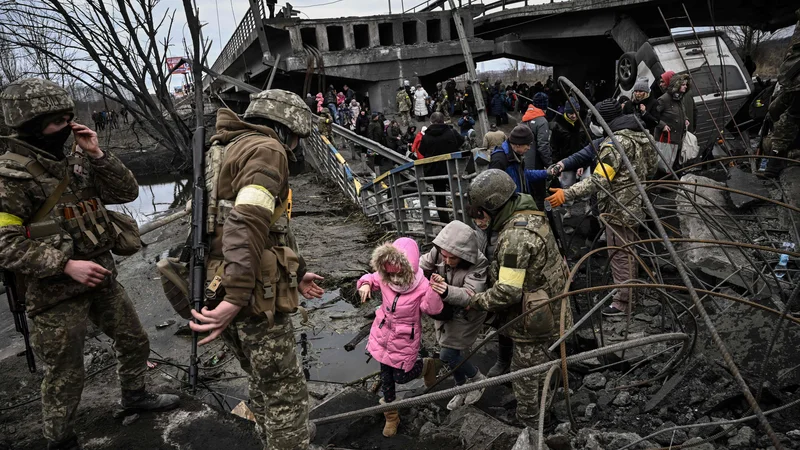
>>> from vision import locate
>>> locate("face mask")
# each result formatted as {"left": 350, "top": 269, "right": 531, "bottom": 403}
{"left": 21, "top": 125, "right": 72, "bottom": 160}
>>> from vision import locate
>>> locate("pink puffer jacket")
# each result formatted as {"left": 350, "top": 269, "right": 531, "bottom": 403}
{"left": 358, "top": 237, "right": 443, "bottom": 371}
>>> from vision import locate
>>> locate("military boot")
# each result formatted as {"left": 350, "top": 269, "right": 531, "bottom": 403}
{"left": 763, "top": 154, "right": 786, "bottom": 179}
{"left": 121, "top": 388, "right": 180, "bottom": 412}
{"left": 47, "top": 435, "right": 81, "bottom": 450}
{"left": 488, "top": 336, "right": 513, "bottom": 377}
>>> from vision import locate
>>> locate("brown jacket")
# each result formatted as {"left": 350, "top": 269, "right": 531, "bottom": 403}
{"left": 209, "top": 108, "right": 295, "bottom": 308}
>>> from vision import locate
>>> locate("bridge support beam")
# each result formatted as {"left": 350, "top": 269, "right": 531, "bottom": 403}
{"left": 247, "top": 0, "right": 272, "bottom": 59}
{"left": 610, "top": 14, "right": 648, "bottom": 54}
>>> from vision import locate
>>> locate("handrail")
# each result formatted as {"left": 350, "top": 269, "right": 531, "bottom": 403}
{"left": 204, "top": 0, "right": 265, "bottom": 90}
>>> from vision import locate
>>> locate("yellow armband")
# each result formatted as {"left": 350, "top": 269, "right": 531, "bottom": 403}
{"left": 235, "top": 185, "right": 276, "bottom": 214}
{"left": 498, "top": 266, "right": 525, "bottom": 288}
{"left": 0, "top": 212, "right": 23, "bottom": 227}
{"left": 594, "top": 163, "right": 616, "bottom": 181}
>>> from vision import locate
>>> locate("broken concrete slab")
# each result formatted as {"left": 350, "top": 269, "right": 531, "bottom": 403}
{"left": 676, "top": 174, "right": 762, "bottom": 291}
{"left": 726, "top": 166, "right": 770, "bottom": 209}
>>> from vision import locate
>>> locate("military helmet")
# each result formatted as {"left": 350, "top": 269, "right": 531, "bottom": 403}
{"left": 243, "top": 89, "right": 313, "bottom": 138}
{"left": 468, "top": 169, "right": 517, "bottom": 212}
{"left": 0, "top": 78, "right": 75, "bottom": 129}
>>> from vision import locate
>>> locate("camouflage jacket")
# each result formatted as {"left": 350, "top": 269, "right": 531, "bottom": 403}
{"left": 0, "top": 137, "right": 138, "bottom": 316}
{"left": 563, "top": 124, "right": 656, "bottom": 227}
{"left": 469, "top": 194, "right": 569, "bottom": 343}
{"left": 396, "top": 90, "right": 412, "bottom": 112}
{"left": 778, "top": 9, "right": 800, "bottom": 91}
{"left": 318, "top": 114, "right": 333, "bottom": 138}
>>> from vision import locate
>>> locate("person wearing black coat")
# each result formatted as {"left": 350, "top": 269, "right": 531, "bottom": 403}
{"left": 418, "top": 112, "right": 464, "bottom": 223}
{"left": 356, "top": 110, "right": 370, "bottom": 136}
{"left": 550, "top": 98, "right": 590, "bottom": 188}
{"left": 367, "top": 113, "right": 388, "bottom": 173}
{"left": 623, "top": 77, "right": 660, "bottom": 132}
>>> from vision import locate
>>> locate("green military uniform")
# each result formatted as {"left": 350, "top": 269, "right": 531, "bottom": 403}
{"left": 0, "top": 78, "right": 174, "bottom": 449}
{"left": 396, "top": 88, "right": 412, "bottom": 127}
{"left": 467, "top": 170, "right": 568, "bottom": 428}
{"left": 436, "top": 83, "right": 451, "bottom": 122}
{"left": 765, "top": 8, "right": 800, "bottom": 177}
{"left": 204, "top": 90, "right": 313, "bottom": 450}
{"left": 318, "top": 110, "right": 334, "bottom": 142}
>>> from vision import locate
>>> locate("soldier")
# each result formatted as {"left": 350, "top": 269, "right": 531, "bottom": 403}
{"left": 396, "top": 86, "right": 412, "bottom": 128}
{"left": 546, "top": 98, "right": 657, "bottom": 316}
{"left": 318, "top": 109, "right": 334, "bottom": 142}
{"left": 467, "top": 169, "right": 569, "bottom": 428}
{"left": 0, "top": 78, "right": 179, "bottom": 450}
{"left": 764, "top": 8, "right": 800, "bottom": 178}
{"left": 188, "top": 89, "right": 324, "bottom": 450}
{"left": 436, "top": 82, "right": 451, "bottom": 122}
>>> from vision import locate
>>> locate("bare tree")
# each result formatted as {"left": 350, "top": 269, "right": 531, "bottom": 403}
{"left": 723, "top": 26, "right": 773, "bottom": 58}
{"left": 0, "top": 0, "right": 211, "bottom": 164}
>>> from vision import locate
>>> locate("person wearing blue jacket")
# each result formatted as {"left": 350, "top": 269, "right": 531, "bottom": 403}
{"left": 457, "top": 111, "right": 475, "bottom": 136}
{"left": 489, "top": 125, "right": 547, "bottom": 194}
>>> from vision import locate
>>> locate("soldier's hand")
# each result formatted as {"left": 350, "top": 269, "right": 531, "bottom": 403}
{"left": 70, "top": 122, "right": 103, "bottom": 158}
{"left": 64, "top": 260, "right": 111, "bottom": 287}
{"left": 189, "top": 301, "right": 243, "bottom": 345}
{"left": 546, "top": 188, "right": 566, "bottom": 208}
{"left": 358, "top": 284, "right": 372, "bottom": 303}
{"left": 299, "top": 272, "right": 325, "bottom": 299}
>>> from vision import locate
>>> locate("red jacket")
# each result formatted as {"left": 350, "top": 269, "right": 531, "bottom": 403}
{"left": 411, "top": 131, "right": 425, "bottom": 159}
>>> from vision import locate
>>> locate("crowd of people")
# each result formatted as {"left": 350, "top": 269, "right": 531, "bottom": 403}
{"left": 91, "top": 107, "right": 129, "bottom": 131}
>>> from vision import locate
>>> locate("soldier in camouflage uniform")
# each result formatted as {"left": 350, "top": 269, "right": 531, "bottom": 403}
{"left": 436, "top": 82, "right": 451, "bottom": 122}
{"left": 467, "top": 169, "right": 569, "bottom": 428}
{"left": 764, "top": 8, "right": 800, "bottom": 178}
{"left": 318, "top": 109, "right": 334, "bottom": 143}
{"left": 189, "top": 89, "right": 324, "bottom": 450}
{"left": 396, "top": 86, "right": 412, "bottom": 127}
{"left": 0, "top": 78, "right": 179, "bottom": 450}
{"left": 546, "top": 99, "right": 657, "bottom": 316}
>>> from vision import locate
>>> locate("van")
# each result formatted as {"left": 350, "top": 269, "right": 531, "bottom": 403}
{"left": 617, "top": 31, "right": 752, "bottom": 150}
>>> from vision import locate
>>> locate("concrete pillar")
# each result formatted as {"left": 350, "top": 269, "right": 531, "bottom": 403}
{"left": 344, "top": 24, "right": 355, "bottom": 50}
{"left": 289, "top": 27, "right": 303, "bottom": 52}
{"left": 416, "top": 19, "right": 427, "bottom": 44}
{"left": 441, "top": 14, "right": 451, "bottom": 41}
{"left": 368, "top": 80, "right": 399, "bottom": 115}
{"left": 610, "top": 14, "right": 648, "bottom": 53}
{"left": 393, "top": 20, "right": 403, "bottom": 46}
{"left": 368, "top": 22, "right": 380, "bottom": 47}
{"left": 462, "top": 16, "right": 474, "bottom": 37}
{"left": 315, "top": 25, "right": 329, "bottom": 52}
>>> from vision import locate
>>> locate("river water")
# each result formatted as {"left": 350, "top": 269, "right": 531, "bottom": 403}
{"left": 109, "top": 174, "right": 190, "bottom": 225}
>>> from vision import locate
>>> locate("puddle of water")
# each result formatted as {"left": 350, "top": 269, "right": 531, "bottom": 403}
{"left": 109, "top": 174, "right": 190, "bottom": 225}
{"left": 299, "top": 291, "right": 379, "bottom": 384}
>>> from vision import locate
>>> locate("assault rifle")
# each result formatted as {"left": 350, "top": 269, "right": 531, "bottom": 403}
{"left": 544, "top": 175, "right": 568, "bottom": 260}
{"left": 3, "top": 271, "right": 36, "bottom": 372}
{"left": 188, "top": 124, "right": 206, "bottom": 393}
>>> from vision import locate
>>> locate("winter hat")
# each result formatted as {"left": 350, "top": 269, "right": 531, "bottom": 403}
{"left": 633, "top": 77, "right": 651, "bottom": 93}
{"left": 533, "top": 92, "right": 548, "bottom": 109}
{"left": 489, "top": 123, "right": 497, "bottom": 131}
{"left": 661, "top": 71, "right": 675, "bottom": 86}
{"left": 594, "top": 98, "right": 623, "bottom": 125}
{"left": 421, "top": 126, "right": 427, "bottom": 135}
{"left": 564, "top": 97, "right": 580, "bottom": 115}
{"left": 508, "top": 125, "right": 534, "bottom": 145}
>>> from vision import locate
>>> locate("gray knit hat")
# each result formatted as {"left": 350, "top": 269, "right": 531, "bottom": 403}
{"left": 633, "top": 77, "right": 651, "bottom": 93}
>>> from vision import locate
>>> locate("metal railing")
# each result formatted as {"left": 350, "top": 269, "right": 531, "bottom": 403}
{"left": 304, "top": 124, "right": 475, "bottom": 243}
{"left": 203, "top": 0, "right": 264, "bottom": 90}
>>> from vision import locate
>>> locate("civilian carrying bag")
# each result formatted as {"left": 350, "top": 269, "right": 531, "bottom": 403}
{"left": 655, "top": 130, "right": 679, "bottom": 172}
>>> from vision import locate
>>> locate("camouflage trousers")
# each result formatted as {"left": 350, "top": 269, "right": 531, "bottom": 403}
{"left": 30, "top": 282, "right": 149, "bottom": 443}
{"left": 770, "top": 90, "right": 800, "bottom": 156}
{"left": 397, "top": 111, "right": 411, "bottom": 128}
{"left": 510, "top": 341, "right": 550, "bottom": 428}
{"left": 606, "top": 223, "right": 639, "bottom": 311}
{"left": 222, "top": 312, "right": 309, "bottom": 450}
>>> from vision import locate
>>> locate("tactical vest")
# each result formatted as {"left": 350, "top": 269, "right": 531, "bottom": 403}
{"left": 0, "top": 143, "right": 118, "bottom": 259}
{"left": 500, "top": 210, "right": 571, "bottom": 341}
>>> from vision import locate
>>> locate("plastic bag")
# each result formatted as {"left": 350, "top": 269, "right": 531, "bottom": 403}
{"left": 655, "top": 130, "right": 679, "bottom": 172}
{"left": 680, "top": 131, "right": 700, "bottom": 165}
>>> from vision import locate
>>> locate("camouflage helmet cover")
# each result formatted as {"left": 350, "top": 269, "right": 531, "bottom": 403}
{"left": 0, "top": 78, "right": 75, "bottom": 129}
{"left": 243, "top": 89, "right": 313, "bottom": 137}
{"left": 468, "top": 169, "right": 517, "bottom": 212}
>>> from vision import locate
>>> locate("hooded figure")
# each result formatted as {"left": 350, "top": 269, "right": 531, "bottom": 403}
{"left": 655, "top": 73, "right": 695, "bottom": 145}
{"left": 419, "top": 221, "right": 489, "bottom": 409}
{"left": 414, "top": 85, "right": 429, "bottom": 118}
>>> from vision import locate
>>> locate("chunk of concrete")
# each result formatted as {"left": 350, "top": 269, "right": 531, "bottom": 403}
{"left": 726, "top": 166, "right": 770, "bottom": 209}
{"left": 676, "top": 174, "right": 759, "bottom": 290}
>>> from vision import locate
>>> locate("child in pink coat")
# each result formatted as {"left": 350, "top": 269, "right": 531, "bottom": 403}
{"left": 357, "top": 237, "right": 443, "bottom": 437}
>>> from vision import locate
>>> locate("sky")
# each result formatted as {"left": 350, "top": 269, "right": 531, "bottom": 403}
{"left": 163, "top": 0, "right": 531, "bottom": 88}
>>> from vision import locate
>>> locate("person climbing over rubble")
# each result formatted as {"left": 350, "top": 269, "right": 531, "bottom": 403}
{"left": 489, "top": 125, "right": 549, "bottom": 197}
{"left": 522, "top": 93, "right": 553, "bottom": 209}
{"left": 188, "top": 89, "right": 325, "bottom": 450}
{"left": 623, "top": 77, "right": 659, "bottom": 133}
{"left": 419, "top": 221, "right": 490, "bottom": 411}
{"left": 357, "top": 237, "right": 443, "bottom": 438}
{"left": 655, "top": 73, "right": 695, "bottom": 165}
{"left": 467, "top": 169, "right": 570, "bottom": 429}
{"left": 0, "top": 78, "right": 180, "bottom": 450}
{"left": 546, "top": 98, "right": 658, "bottom": 316}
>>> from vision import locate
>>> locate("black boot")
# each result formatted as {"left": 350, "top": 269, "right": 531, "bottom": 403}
{"left": 763, "top": 153, "right": 786, "bottom": 179}
{"left": 488, "top": 334, "right": 513, "bottom": 377}
{"left": 48, "top": 435, "right": 81, "bottom": 450}
{"left": 121, "top": 388, "right": 180, "bottom": 412}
